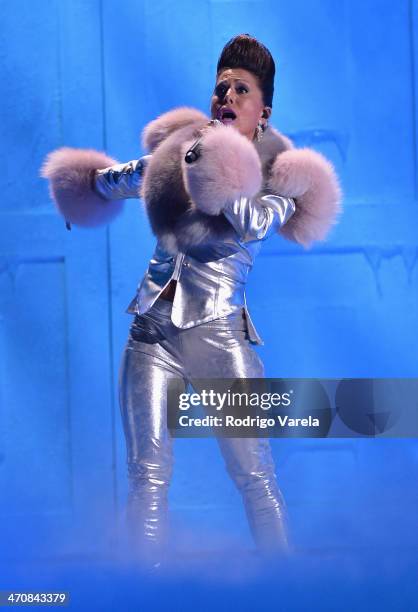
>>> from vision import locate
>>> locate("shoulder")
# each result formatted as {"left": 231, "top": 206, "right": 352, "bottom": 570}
{"left": 141, "top": 106, "right": 209, "bottom": 152}
{"left": 254, "top": 126, "right": 294, "bottom": 166}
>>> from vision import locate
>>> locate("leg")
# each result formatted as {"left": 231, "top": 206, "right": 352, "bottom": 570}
{"left": 118, "top": 307, "right": 186, "bottom": 563}
{"left": 182, "top": 311, "right": 289, "bottom": 554}
{"left": 216, "top": 436, "right": 289, "bottom": 554}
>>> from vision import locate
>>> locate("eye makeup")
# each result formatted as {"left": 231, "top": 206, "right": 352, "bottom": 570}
{"left": 214, "top": 80, "right": 250, "bottom": 98}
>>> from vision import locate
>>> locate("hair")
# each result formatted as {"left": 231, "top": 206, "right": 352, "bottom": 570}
{"left": 216, "top": 34, "right": 275, "bottom": 108}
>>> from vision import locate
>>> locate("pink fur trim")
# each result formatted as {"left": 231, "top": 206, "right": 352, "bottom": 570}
{"left": 268, "top": 148, "right": 342, "bottom": 247}
{"left": 142, "top": 107, "right": 209, "bottom": 152}
{"left": 181, "top": 124, "right": 262, "bottom": 215}
{"left": 40, "top": 147, "right": 123, "bottom": 228}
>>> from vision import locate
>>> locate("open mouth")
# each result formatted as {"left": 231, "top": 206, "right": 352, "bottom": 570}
{"left": 217, "top": 107, "right": 237, "bottom": 122}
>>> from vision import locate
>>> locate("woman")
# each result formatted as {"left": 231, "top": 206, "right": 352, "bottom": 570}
{"left": 42, "top": 34, "right": 341, "bottom": 565}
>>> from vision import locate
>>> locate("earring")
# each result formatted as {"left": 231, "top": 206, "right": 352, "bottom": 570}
{"left": 255, "top": 122, "right": 265, "bottom": 142}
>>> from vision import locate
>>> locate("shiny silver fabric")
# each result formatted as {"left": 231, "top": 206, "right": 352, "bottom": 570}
{"left": 128, "top": 194, "right": 295, "bottom": 346}
{"left": 93, "top": 159, "right": 295, "bottom": 346}
{"left": 94, "top": 155, "right": 152, "bottom": 200}
{"left": 119, "top": 297, "right": 289, "bottom": 561}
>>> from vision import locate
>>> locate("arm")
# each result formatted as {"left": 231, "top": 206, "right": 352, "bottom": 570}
{"left": 94, "top": 155, "right": 152, "bottom": 200}
{"left": 181, "top": 122, "right": 341, "bottom": 248}
{"left": 41, "top": 147, "right": 152, "bottom": 229}
{"left": 181, "top": 124, "right": 295, "bottom": 241}
{"left": 222, "top": 193, "right": 296, "bottom": 242}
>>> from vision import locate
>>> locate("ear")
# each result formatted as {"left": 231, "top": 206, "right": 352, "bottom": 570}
{"left": 261, "top": 106, "right": 272, "bottom": 125}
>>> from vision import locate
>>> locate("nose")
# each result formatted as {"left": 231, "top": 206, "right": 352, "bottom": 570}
{"left": 225, "top": 86, "right": 235, "bottom": 105}
{"left": 218, "top": 85, "right": 236, "bottom": 106}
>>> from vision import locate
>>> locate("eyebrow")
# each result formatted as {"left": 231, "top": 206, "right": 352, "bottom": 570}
{"left": 216, "top": 79, "right": 250, "bottom": 87}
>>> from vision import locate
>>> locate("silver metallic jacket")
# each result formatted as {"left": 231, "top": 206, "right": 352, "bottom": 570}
{"left": 95, "top": 157, "right": 295, "bottom": 345}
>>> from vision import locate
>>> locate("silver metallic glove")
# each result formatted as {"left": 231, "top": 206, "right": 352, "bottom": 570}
{"left": 94, "top": 155, "right": 152, "bottom": 200}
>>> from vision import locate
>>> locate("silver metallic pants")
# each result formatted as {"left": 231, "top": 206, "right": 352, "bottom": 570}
{"left": 118, "top": 297, "right": 289, "bottom": 559}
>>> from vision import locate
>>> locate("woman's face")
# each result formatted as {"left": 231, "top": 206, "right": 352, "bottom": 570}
{"left": 210, "top": 67, "right": 271, "bottom": 140}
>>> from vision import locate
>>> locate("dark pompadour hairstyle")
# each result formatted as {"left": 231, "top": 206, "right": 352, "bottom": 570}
{"left": 216, "top": 34, "right": 275, "bottom": 107}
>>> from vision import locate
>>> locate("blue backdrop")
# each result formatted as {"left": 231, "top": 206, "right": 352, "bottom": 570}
{"left": 0, "top": 0, "right": 417, "bottom": 609}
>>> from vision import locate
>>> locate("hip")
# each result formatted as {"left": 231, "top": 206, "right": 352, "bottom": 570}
{"left": 129, "top": 297, "right": 249, "bottom": 344}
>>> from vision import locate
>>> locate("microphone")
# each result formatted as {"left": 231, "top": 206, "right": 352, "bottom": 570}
{"left": 184, "top": 119, "right": 222, "bottom": 164}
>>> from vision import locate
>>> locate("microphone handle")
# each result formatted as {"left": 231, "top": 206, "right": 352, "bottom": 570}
{"left": 184, "top": 119, "right": 221, "bottom": 164}
{"left": 184, "top": 141, "right": 202, "bottom": 164}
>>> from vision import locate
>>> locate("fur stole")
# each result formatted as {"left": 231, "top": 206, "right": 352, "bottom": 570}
{"left": 141, "top": 107, "right": 342, "bottom": 252}
{"left": 41, "top": 106, "right": 342, "bottom": 250}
